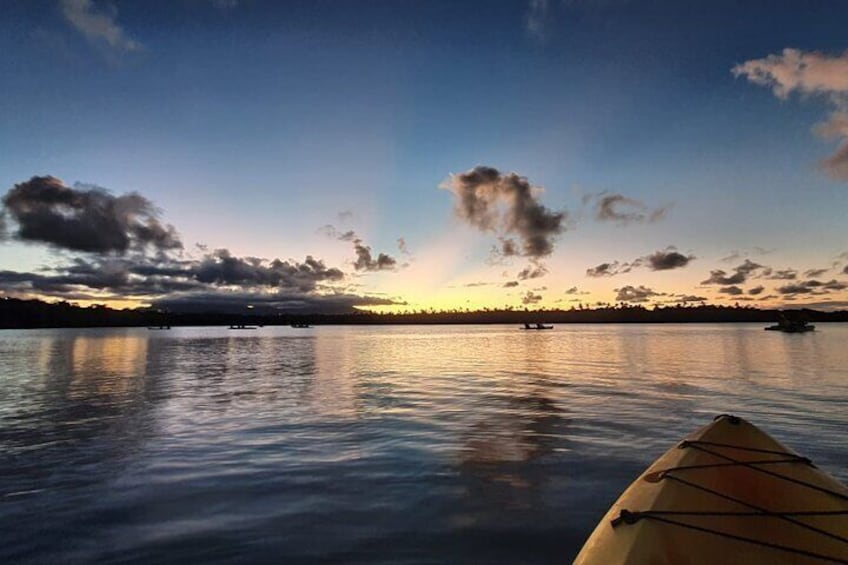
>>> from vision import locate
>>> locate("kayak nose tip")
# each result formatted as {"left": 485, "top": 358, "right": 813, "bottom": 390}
{"left": 713, "top": 413, "right": 741, "bottom": 425}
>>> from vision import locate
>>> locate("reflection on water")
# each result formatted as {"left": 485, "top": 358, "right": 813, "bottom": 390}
{"left": 1, "top": 324, "right": 847, "bottom": 563}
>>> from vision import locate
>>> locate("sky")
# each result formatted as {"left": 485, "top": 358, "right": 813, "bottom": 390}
{"left": 1, "top": 0, "right": 848, "bottom": 314}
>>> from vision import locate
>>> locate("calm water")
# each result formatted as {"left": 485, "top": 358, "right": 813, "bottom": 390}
{"left": 1, "top": 324, "right": 846, "bottom": 563}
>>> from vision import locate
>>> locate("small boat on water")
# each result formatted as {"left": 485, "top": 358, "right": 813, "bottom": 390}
{"left": 765, "top": 316, "right": 815, "bottom": 333}
{"left": 574, "top": 414, "right": 848, "bottom": 564}
{"left": 523, "top": 323, "right": 553, "bottom": 330}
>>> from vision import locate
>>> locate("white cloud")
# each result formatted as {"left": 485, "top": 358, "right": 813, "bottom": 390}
{"left": 61, "top": 0, "right": 141, "bottom": 54}
{"left": 732, "top": 48, "right": 848, "bottom": 100}
{"left": 733, "top": 48, "right": 848, "bottom": 180}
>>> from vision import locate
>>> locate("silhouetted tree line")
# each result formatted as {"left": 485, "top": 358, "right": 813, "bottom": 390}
{"left": 2, "top": 297, "right": 848, "bottom": 329}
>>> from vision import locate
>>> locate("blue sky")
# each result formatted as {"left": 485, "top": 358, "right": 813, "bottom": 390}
{"left": 1, "top": 0, "right": 847, "bottom": 312}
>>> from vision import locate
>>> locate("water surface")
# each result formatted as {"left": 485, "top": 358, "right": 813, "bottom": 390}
{"left": 1, "top": 324, "right": 846, "bottom": 563}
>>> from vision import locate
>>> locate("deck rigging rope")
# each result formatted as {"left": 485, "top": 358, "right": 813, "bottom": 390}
{"left": 612, "top": 509, "right": 848, "bottom": 564}
{"left": 680, "top": 440, "right": 848, "bottom": 501}
{"left": 611, "top": 432, "right": 848, "bottom": 562}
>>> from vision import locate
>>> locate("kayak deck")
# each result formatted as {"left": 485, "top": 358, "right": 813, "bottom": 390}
{"left": 574, "top": 415, "right": 848, "bottom": 564}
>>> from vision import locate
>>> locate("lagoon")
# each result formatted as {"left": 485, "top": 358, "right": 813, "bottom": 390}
{"left": 1, "top": 324, "right": 846, "bottom": 563}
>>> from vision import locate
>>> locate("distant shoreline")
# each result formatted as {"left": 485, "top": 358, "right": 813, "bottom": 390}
{"left": 3, "top": 297, "right": 847, "bottom": 330}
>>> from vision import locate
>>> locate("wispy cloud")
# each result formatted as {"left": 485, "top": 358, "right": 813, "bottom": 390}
{"left": 564, "top": 286, "right": 590, "bottom": 295}
{"left": 517, "top": 262, "right": 548, "bottom": 280}
{"left": 588, "top": 192, "right": 669, "bottom": 226}
{"left": 211, "top": 0, "right": 239, "bottom": 11}
{"left": 521, "top": 290, "right": 543, "bottom": 305}
{"left": 61, "top": 0, "right": 141, "bottom": 55}
{"left": 672, "top": 294, "right": 707, "bottom": 303}
{"left": 525, "top": 0, "right": 552, "bottom": 42}
{"left": 733, "top": 48, "right": 848, "bottom": 180}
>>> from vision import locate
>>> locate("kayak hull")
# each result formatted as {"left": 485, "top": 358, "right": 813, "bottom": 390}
{"left": 574, "top": 415, "right": 848, "bottom": 564}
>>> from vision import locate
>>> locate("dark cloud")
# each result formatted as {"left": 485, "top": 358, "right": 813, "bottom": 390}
{"left": 397, "top": 237, "right": 410, "bottom": 255}
{"left": 644, "top": 248, "right": 694, "bottom": 271}
{"left": 719, "top": 285, "right": 744, "bottom": 296}
{"left": 564, "top": 286, "right": 590, "bottom": 295}
{"left": 0, "top": 179, "right": 396, "bottom": 314}
{"left": 748, "top": 285, "right": 765, "bottom": 296}
{"left": 701, "top": 260, "right": 762, "bottom": 285}
{"left": 0, "top": 247, "right": 354, "bottom": 309}
{"left": 152, "top": 290, "right": 401, "bottom": 315}
{"left": 503, "top": 281, "right": 519, "bottom": 288}
{"left": 500, "top": 238, "right": 519, "bottom": 257}
{"left": 615, "top": 285, "right": 663, "bottom": 303}
{"left": 194, "top": 249, "right": 343, "bottom": 291}
{"left": 2, "top": 176, "right": 182, "bottom": 254}
{"left": 593, "top": 192, "right": 668, "bottom": 225}
{"left": 821, "top": 279, "right": 847, "bottom": 290}
{"left": 521, "top": 290, "right": 543, "bottom": 305}
{"left": 804, "top": 268, "right": 829, "bottom": 278}
{"left": 586, "top": 247, "right": 691, "bottom": 278}
{"left": 353, "top": 239, "right": 397, "bottom": 272}
{"left": 776, "top": 279, "right": 847, "bottom": 296}
{"left": 776, "top": 283, "right": 814, "bottom": 295}
{"left": 443, "top": 166, "right": 566, "bottom": 258}
{"left": 844, "top": 265, "right": 848, "bottom": 275}
{"left": 0, "top": 260, "right": 203, "bottom": 299}
{"left": 674, "top": 294, "right": 708, "bottom": 303}
{"left": 777, "top": 300, "right": 848, "bottom": 311}
{"left": 586, "top": 261, "right": 627, "bottom": 277}
{"left": 320, "top": 226, "right": 398, "bottom": 271}
{"left": 762, "top": 268, "right": 798, "bottom": 280}
{"left": 517, "top": 263, "right": 547, "bottom": 280}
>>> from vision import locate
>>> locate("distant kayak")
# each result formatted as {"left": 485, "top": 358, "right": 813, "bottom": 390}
{"left": 522, "top": 323, "right": 553, "bottom": 330}
{"left": 574, "top": 415, "right": 848, "bottom": 564}
{"left": 765, "top": 324, "right": 815, "bottom": 333}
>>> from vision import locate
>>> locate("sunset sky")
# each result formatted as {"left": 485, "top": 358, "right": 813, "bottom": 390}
{"left": 1, "top": 0, "right": 848, "bottom": 313}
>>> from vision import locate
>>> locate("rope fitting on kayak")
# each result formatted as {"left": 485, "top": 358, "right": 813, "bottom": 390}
{"left": 611, "top": 509, "right": 642, "bottom": 527}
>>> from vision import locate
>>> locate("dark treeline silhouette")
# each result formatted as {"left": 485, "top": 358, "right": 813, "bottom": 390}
{"left": 2, "top": 297, "right": 848, "bottom": 329}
